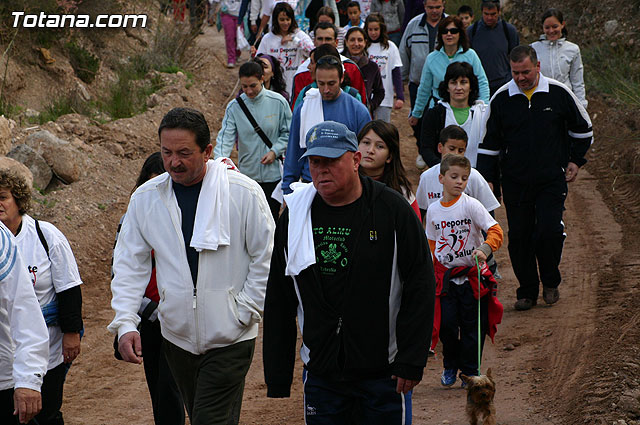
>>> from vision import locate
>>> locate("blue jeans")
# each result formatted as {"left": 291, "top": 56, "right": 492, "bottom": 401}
{"left": 302, "top": 369, "right": 412, "bottom": 425}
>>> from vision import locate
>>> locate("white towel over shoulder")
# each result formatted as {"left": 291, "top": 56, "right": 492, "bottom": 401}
{"left": 284, "top": 182, "right": 317, "bottom": 276}
{"left": 190, "top": 158, "right": 238, "bottom": 252}
{"left": 299, "top": 88, "right": 324, "bottom": 149}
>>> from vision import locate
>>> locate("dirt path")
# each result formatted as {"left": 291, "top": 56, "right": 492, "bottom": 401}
{"left": 57, "top": 26, "right": 629, "bottom": 424}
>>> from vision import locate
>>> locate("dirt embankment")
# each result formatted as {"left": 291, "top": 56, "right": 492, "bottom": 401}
{"left": 1, "top": 1, "right": 639, "bottom": 424}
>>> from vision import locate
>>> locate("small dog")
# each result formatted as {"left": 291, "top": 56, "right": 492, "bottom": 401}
{"left": 460, "top": 368, "right": 496, "bottom": 425}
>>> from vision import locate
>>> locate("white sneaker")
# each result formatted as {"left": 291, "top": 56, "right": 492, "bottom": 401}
{"left": 227, "top": 62, "right": 235, "bottom": 68}
{"left": 416, "top": 154, "right": 427, "bottom": 169}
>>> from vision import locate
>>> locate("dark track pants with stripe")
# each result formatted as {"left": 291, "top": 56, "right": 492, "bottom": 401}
{"left": 502, "top": 178, "right": 567, "bottom": 301}
{"left": 302, "top": 369, "right": 412, "bottom": 425}
{"left": 440, "top": 281, "right": 489, "bottom": 377}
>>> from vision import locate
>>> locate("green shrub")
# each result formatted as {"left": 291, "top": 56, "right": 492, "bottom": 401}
{"left": 582, "top": 43, "right": 640, "bottom": 108}
{"left": 65, "top": 42, "right": 100, "bottom": 84}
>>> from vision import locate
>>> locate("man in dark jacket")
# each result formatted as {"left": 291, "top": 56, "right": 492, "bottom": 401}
{"left": 467, "top": 0, "right": 519, "bottom": 96}
{"left": 263, "top": 121, "right": 435, "bottom": 424}
{"left": 476, "top": 46, "right": 593, "bottom": 311}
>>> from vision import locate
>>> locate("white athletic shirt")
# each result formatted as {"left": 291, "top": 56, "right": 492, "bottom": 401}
{"left": 14, "top": 214, "right": 83, "bottom": 369}
{"left": 416, "top": 166, "right": 500, "bottom": 212}
{"left": 367, "top": 41, "right": 403, "bottom": 108}
{"left": 256, "top": 29, "right": 314, "bottom": 96}
{"left": 426, "top": 193, "right": 497, "bottom": 284}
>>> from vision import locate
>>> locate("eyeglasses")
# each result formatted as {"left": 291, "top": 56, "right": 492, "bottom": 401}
{"left": 316, "top": 56, "right": 341, "bottom": 66}
{"left": 441, "top": 27, "right": 461, "bottom": 35}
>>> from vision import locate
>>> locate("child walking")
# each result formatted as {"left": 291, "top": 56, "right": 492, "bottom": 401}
{"left": 416, "top": 125, "right": 498, "bottom": 220}
{"left": 357, "top": 120, "right": 419, "bottom": 217}
{"left": 212, "top": 0, "right": 243, "bottom": 67}
{"left": 365, "top": 13, "right": 404, "bottom": 122}
{"left": 425, "top": 153, "right": 504, "bottom": 385}
{"left": 256, "top": 2, "right": 314, "bottom": 95}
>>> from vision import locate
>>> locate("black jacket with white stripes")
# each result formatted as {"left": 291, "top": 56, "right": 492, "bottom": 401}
{"left": 263, "top": 176, "right": 435, "bottom": 398}
{"left": 477, "top": 74, "right": 593, "bottom": 187}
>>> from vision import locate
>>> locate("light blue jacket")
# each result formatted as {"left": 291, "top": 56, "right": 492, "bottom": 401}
{"left": 411, "top": 46, "right": 490, "bottom": 118}
{"left": 215, "top": 88, "right": 291, "bottom": 183}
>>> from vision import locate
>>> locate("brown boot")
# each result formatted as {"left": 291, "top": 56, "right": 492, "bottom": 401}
{"left": 514, "top": 298, "right": 536, "bottom": 311}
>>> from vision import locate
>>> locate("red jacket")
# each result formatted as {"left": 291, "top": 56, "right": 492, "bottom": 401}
{"left": 431, "top": 258, "right": 503, "bottom": 350}
{"left": 291, "top": 62, "right": 368, "bottom": 109}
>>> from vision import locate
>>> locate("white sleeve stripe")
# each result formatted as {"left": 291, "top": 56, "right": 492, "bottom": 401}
{"left": 477, "top": 148, "right": 500, "bottom": 156}
{"left": 568, "top": 130, "right": 593, "bottom": 138}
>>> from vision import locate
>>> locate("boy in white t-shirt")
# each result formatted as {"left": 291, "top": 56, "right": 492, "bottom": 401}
{"left": 416, "top": 125, "right": 499, "bottom": 221}
{"left": 425, "top": 154, "right": 504, "bottom": 386}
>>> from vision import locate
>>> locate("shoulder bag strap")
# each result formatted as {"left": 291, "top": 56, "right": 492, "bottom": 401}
{"left": 34, "top": 219, "right": 50, "bottom": 261}
{"left": 236, "top": 97, "right": 273, "bottom": 149}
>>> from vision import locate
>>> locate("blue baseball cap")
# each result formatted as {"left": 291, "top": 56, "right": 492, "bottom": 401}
{"left": 300, "top": 121, "right": 359, "bottom": 160}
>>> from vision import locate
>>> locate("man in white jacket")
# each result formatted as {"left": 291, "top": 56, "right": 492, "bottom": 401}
{"left": 0, "top": 223, "right": 49, "bottom": 424}
{"left": 109, "top": 107, "right": 275, "bottom": 425}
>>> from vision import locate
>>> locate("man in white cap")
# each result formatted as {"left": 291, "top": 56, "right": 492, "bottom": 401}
{"left": 263, "top": 121, "right": 435, "bottom": 425}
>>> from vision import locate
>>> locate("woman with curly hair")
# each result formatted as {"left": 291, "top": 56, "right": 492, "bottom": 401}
{"left": 0, "top": 170, "right": 83, "bottom": 425}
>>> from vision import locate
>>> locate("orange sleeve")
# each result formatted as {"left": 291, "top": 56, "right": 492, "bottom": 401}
{"left": 428, "top": 239, "right": 436, "bottom": 255}
{"left": 484, "top": 223, "right": 503, "bottom": 253}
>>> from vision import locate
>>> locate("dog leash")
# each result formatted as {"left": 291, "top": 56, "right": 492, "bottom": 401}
{"left": 475, "top": 255, "right": 481, "bottom": 376}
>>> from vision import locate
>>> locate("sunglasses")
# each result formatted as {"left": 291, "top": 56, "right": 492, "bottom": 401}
{"left": 316, "top": 56, "right": 341, "bottom": 66}
{"left": 441, "top": 27, "right": 461, "bottom": 35}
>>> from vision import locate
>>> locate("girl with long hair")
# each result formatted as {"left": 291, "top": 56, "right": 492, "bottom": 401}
{"left": 357, "top": 120, "right": 420, "bottom": 217}
{"left": 255, "top": 53, "right": 290, "bottom": 102}
{"left": 256, "top": 2, "right": 314, "bottom": 96}
{"left": 342, "top": 26, "right": 385, "bottom": 115}
{"left": 364, "top": 13, "right": 404, "bottom": 122}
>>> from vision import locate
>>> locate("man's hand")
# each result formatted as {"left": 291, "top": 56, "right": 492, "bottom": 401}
{"left": 408, "top": 116, "right": 418, "bottom": 127}
{"left": 251, "top": 24, "right": 257, "bottom": 33}
{"left": 117, "top": 331, "right": 143, "bottom": 364}
{"left": 394, "top": 99, "right": 404, "bottom": 109}
{"left": 62, "top": 332, "right": 81, "bottom": 363}
{"left": 261, "top": 151, "right": 277, "bottom": 165}
{"left": 13, "top": 388, "right": 41, "bottom": 424}
{"left": 392, "top": 376, "right": 420, "bottom": 394}
{"left": 565, "top": 162, "right": 579, "bottom": 182}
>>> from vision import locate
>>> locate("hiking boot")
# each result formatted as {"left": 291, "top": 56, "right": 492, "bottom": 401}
{"left": 514, "top": 298, "right": 536, "bottom": 311}
{"left": 543, "top": 286, "right": 560, "bottom": 305}
{"left": 416, "top": 154, "right": 427, "bottom": 169}
{"left": 441, "top": 369, "right": 457, "bottom": 387}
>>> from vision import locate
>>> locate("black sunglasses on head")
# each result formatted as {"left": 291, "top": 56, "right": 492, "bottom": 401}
{"left": 441, "top": 27, "right": 461, "bottom": 35}
{"left": 316, "top": 56, "right": 341, "bottom": 66}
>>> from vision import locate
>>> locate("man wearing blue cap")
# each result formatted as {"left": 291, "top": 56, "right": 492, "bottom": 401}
{"left": 263, "top": 121, "right": 435, "bottom": 425}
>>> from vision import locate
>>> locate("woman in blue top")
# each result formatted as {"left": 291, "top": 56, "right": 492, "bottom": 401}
{"left": 408, "top": 15, "right": 489, "bottom": 127}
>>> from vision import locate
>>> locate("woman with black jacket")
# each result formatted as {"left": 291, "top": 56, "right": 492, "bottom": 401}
{"left": 342, "top": 26, "right": 385, "bottom": 117}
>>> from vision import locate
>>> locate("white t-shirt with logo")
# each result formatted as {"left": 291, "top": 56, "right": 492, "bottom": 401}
{"left": 256, "top": 29, "right": 314, "bottom": 96}
{"left": 426, "top": 193, "right": 497, "bottom": 284}
{"left": 368, "top": 41, "right": 403, "bottom": 108}
{"left": 416, "top": 166, "right": 500, "bottom": 212}
{"left": 14, "top": 214, "right": 83, "bottom": 369}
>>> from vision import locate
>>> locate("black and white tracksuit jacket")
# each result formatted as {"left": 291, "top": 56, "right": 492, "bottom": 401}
{"left": 263, "top": 177, "right": 435, "bottom": 398}
{"left": 476, "top": 74, "right": 593, "bottom": 190}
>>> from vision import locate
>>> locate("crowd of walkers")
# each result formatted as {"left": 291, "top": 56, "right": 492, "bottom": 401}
{"left": 0, "top": 1, "right": 593, "bottom": 424}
